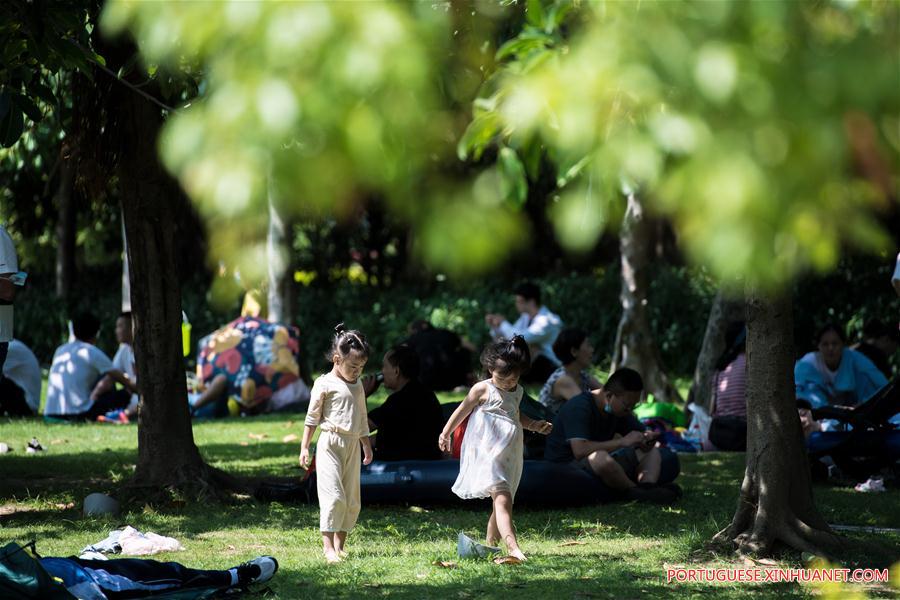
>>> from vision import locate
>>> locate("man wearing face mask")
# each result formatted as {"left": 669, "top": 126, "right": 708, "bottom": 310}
{"left": 544, "top": 368, "right": 681, "bottom": 503}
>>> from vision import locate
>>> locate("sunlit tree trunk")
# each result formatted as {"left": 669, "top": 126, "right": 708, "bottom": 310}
{"left": 713, "top": 290, "right": 840, "bottom": 557}
{"left": 266, "top": 187, "right": 286, "bottom": 323}
{"left": 611, "top": 193, "right": 681, "bottom": 403}
{"left": 688, "top": 290, "right": 744, "bottom": 412}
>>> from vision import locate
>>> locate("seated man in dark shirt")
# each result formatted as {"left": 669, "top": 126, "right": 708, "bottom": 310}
{"left": 363, "top": 345, "right": 444, "bottom": 461}
{"left": 545, "top": 368, "right": 680, "bottom": 503}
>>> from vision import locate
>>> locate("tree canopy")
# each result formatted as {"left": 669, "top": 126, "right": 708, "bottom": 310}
{"left": 464, "top": 0, "right": 898, "bottom": 288}
{"left": 102, "top": 2, "right": 534, "bottom": 282}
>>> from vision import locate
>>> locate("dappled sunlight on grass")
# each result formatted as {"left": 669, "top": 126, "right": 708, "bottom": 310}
{"left": 1, "top": 418, "right": 897, "bottom": 598}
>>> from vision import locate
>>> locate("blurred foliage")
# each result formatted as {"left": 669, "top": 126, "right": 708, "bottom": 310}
{"left": 466, "top": 0, "right": 899, "bottom": 289}
{"left": 102, "top": 1, "right": 533, "bottom": 286}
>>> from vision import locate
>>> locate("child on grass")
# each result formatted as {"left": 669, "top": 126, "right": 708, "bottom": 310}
{"left": 299, "top": 324, "right": 374, "bottom": 563}
{"left": 439, "top": 336, "right": 553, "bottom": 561}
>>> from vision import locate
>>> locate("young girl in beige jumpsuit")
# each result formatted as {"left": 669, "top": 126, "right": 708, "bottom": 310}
{"left": 299, "top": 325, "right": 373, "bottom": 564}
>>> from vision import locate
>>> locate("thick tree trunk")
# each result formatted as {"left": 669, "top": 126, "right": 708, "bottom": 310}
{"left": 611, "top": 193, "right": 681, "bottom": 404}
{"left": 117, "top": 82, "right": 238, "bottom": 495}
{"left": 712, "top": 290, "right": 841, "bottom": 557}
{"left": 54, "top": 145, "right": 78, "bottom": 302}
{"left": 687, "top": 290, "right": 744, "bottom": 412}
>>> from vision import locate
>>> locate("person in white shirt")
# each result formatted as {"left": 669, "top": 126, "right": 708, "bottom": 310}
{"left": 485, "top": 282, "right": 563, "bottom": 383}
{"left": 0, "top": 339, "right": 41, "bottom": 416}
{"left": 44, "top": 312, "right": 138, "bottom": 420}
{"left": 91, "top": 312, "right": 139, "bottom": 419}
{"left": 0, "top": 224, "right": 19, "bottom": 375}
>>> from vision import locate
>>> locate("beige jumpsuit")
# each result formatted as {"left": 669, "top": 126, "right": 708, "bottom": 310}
{"left": 305, "top": 372, "right": 370, "bottom": 532}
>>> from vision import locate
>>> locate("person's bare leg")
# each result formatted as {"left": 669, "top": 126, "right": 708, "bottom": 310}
{"left": 335, "top": 531, "right": 348, "bottom": 557}
{"left": 491, "top": 491, "right": 525, "bottom": 560}
{"left": 192, "top": 374, "right": 228, "bottom": 411}
{"left": 321, "top": 532, "right": 341, "bottom": 563}
{"left": 588, "top": 451, "right": 636, "bottom": 489}
{"left": 635, "top": 448, "right": 661, "bottom": 484}
{"left": 486, "top": 509, "right": 500, "bottom": 547}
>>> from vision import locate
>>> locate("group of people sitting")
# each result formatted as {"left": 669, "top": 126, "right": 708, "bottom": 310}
{"left": 344, "top": 281, "right": 681, "bottom": 504}
{"left": 1, "top": 312, "right": 139, "bottom": 422}
{"left": 706, "top": 317, "right": 899, "bottom": 481}
{"left": 5, "top": 274, "right": 896, "bottom": 492}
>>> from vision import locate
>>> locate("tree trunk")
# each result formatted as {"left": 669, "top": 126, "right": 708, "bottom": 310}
{"left": 117, "top": 79, "right": 238, "bottom": 496}
{"left": 611, "top": 193, "right": 681, "bottom": 404}
{"left": 280, "top": 218, "right": 297, "bottom": 324}
{"left": 687, "top": 290, "right": 744, "bottom": 412}
{"left": 54, "top": 145, "right": 78, "bottom": 302}
{"left": 712, "top": 290, "right": 841, "bottom": 557}
{"left": 266, "top": 186, "right": 286, "bottom": 323}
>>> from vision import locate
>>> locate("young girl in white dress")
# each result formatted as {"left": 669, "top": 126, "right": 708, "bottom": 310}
{"left": 439, "top": 336, "right": 553, "bottom": 561}
{"left": 299, "top": 324, "right": 373, "bottom": 563}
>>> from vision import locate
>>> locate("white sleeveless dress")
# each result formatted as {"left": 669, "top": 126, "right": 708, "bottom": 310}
{"left": 452, "top": 381, "right": 524, "bottom": 500}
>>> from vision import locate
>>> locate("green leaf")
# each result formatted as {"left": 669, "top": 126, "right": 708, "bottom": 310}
{"left": 495, "top": 30, "right": 553, "bottom": 62}
{"left": 556, "top": 153, "right": 592, "bottom": 188}
{"left": 457, "top": 113, "right": 502, "bottom": 161}
{"left": 12, "top": 93, "right": 42, "bottom": 123}
{"left": 0, "top": 101, "right": 25, "bottom": 148}
{"left": 29, "top": 82, "right": 56, "bottom": 106}
{"left": 520, "top": 138, "right": 543, "bottom": 181}
{"left": 499, "top": 147, "right": 528, "bottom": 209}
{"left": 547, "top": 1, "right": 574, "bottom": 32}
{"left": 48, "top": 37, "right": 94, "bottom": 80}
{"left": 526, "top": 0, "right": 546, "bottom": 28}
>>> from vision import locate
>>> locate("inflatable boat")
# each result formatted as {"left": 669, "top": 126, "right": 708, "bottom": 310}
{"left": 359, "top": 448, "right": 680, "bottom": 506}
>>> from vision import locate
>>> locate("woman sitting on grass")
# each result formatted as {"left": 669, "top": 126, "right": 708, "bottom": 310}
{"left": 795, "top": 322, "right": 887, "bottom": 416}
{"left": 538, "top": 328, "right": 602, "bottom": 416}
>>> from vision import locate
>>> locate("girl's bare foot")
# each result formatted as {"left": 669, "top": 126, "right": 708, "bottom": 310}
{"left": 486, "top": 538, "right": 499, "bottom": 548}
{"left": 324, "top": 550, "right": 342, "bottom": 564}
{"left": 509, "top": 548, "right": 527, "bottom": 561}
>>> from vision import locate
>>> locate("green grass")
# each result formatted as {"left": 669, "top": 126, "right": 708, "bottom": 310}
{"left": 2, "top": 407, "right": 899, "bottom": 599}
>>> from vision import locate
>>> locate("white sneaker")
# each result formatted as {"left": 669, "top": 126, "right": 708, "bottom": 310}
{"left": 236, "top": 556, "right": 279, "bottom": 585}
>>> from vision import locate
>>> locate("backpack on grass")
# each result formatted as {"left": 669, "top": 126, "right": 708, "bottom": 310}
{"left": 0, "top": 541, "right": 74, "bottom": 600}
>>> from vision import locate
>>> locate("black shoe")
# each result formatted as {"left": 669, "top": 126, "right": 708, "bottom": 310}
{"left": 624, "top": 484, "right": 678, "bottom": 504}
{"left": 658, "top": 482, "right": 683, "bottom": 499}
{"left": 236, "top": 556, "right": 279, "bottom": 586}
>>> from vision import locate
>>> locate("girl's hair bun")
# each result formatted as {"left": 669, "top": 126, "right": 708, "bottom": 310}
{"left": 334, "top": 322, "right": 347, "bottom": 334}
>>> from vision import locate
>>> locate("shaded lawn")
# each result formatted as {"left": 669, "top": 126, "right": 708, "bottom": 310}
{"left": 1, "top": 413, "right": 898, "bottom": 599}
